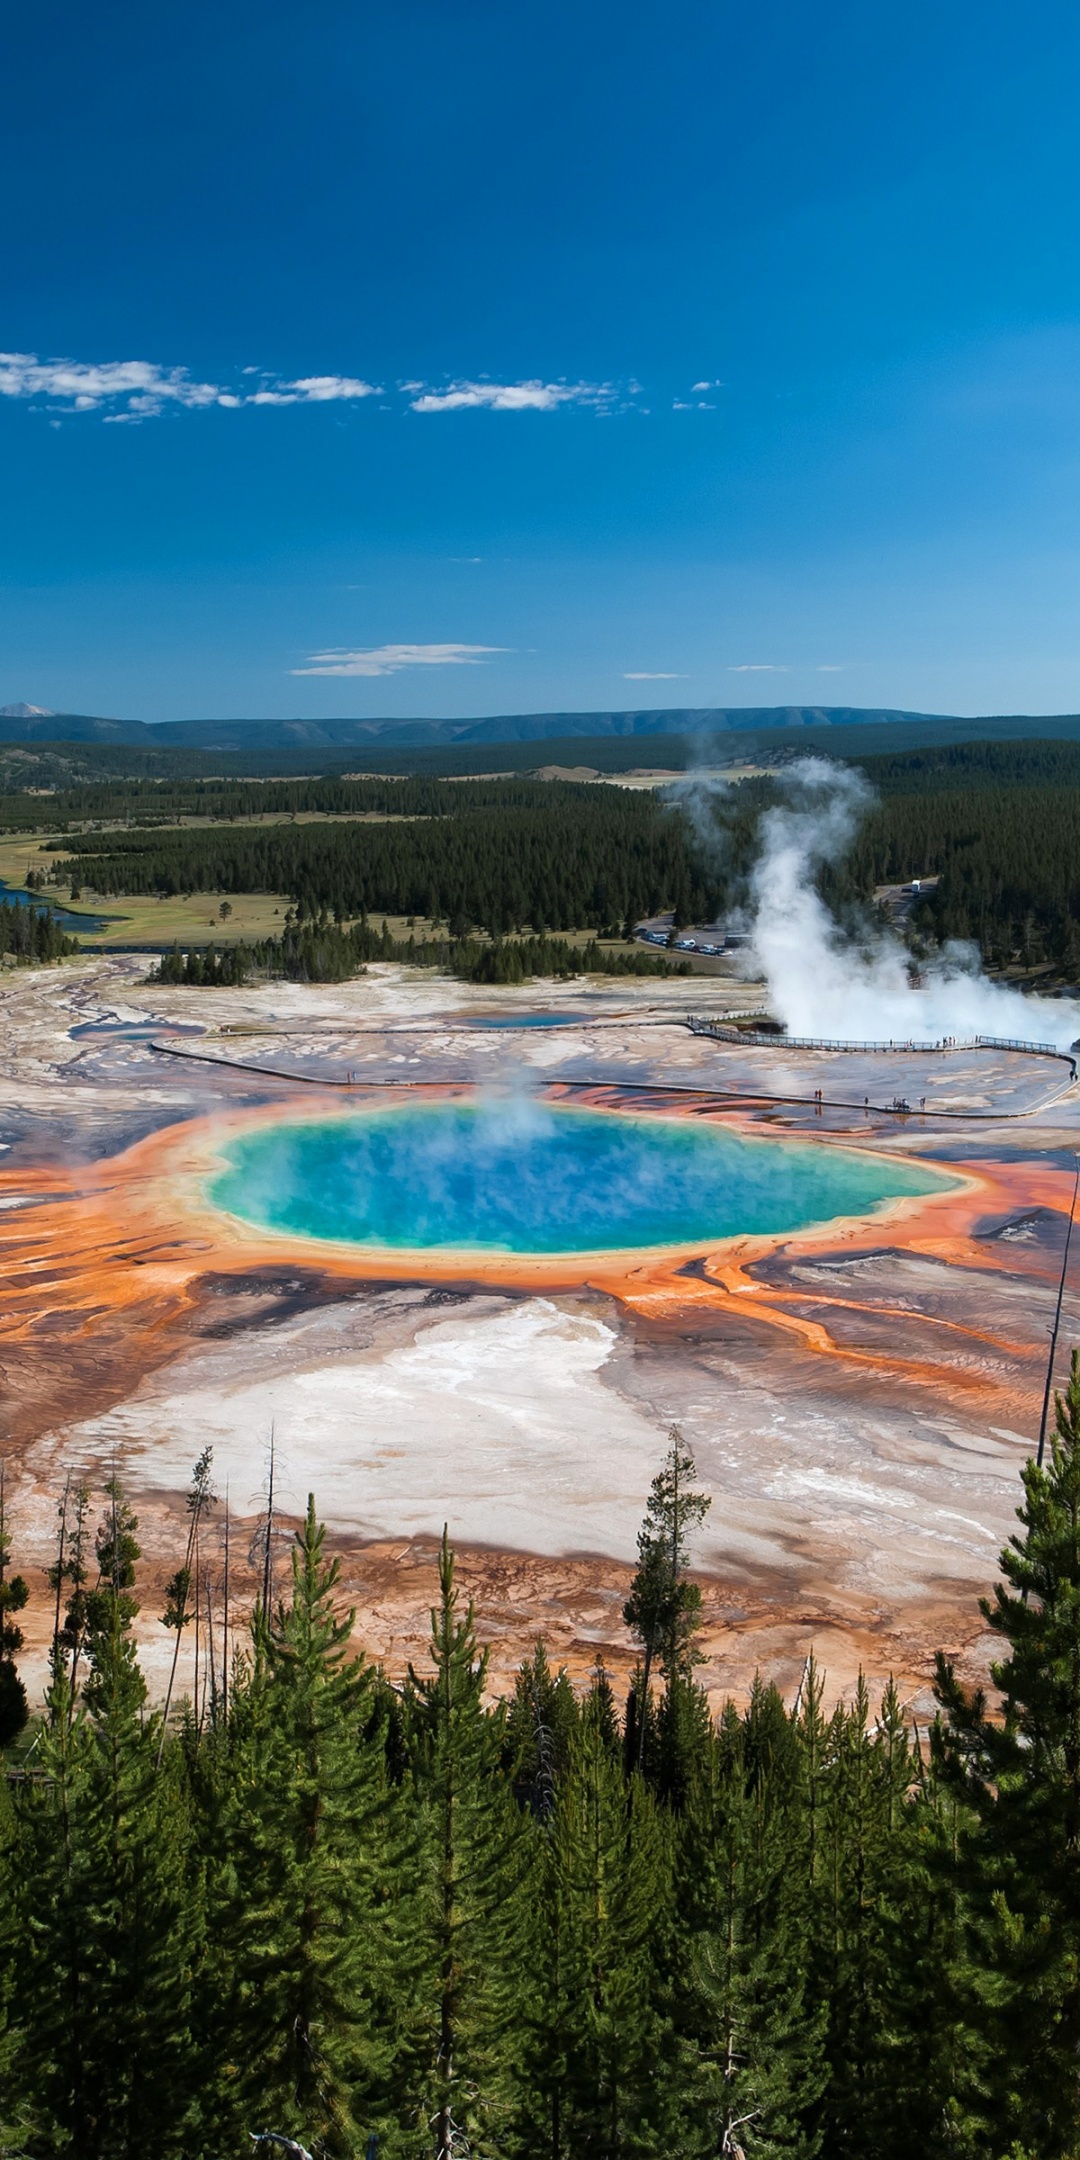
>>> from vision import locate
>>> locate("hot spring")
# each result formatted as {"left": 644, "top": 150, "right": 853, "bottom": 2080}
{"left": 208, "top": 1100, "right": 951, "bottom": 1256}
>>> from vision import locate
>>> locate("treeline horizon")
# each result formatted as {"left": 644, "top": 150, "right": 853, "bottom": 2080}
{"left": 4, "top": 1377, "right": 1080, "bottom": 2157}
{"left": 4, "top": 716, "right": 1080, "bottom": 805}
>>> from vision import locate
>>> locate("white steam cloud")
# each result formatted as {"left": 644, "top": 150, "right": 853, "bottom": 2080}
{"left": 747, "top": 759, "right": 1080, "bottom": 1051}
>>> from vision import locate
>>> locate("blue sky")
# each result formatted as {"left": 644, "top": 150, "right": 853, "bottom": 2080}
{"left": 3, "top": 0, "right": 1080, "bottom": 722}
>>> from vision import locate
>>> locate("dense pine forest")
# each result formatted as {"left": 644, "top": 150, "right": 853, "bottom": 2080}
{"left": 5, "top": 1371, "right": 1080, "bottom": 2158}
{"left": 6, "top": 738, "right": 1080, "bottom": 978}
{"left": 49, "top": 783, "right": 718, "bottom": 940}
{"left": 830, "top": 741, "right": 1080, "bottom": 972}
{"left": 11, "top": 775, "right": 669, "bottom": 833}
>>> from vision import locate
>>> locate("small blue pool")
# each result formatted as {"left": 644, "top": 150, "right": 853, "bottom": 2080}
{"left": 469, "top": 1013, "right": 584, "bottom": 1030}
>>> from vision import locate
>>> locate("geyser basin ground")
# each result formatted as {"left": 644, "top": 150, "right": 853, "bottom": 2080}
{"left": 208, "top": 1099, "right": 951, "bottom": 1257}
{"left": 6, "top": 956, "right": 1076, "bottom": 1711}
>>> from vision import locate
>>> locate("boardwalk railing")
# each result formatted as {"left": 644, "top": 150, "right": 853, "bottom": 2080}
{"left": 685, "top": 1018, "right": 1078, "bottom": 1078}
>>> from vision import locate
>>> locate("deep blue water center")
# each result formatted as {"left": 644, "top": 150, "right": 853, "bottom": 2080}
{"left": 209, "top": 1102, "right": 949, "bottom": 1256}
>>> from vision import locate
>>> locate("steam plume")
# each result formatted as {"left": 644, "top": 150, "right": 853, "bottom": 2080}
{"left": 746, "top": 759, "right": 1080, "bottom": 1051}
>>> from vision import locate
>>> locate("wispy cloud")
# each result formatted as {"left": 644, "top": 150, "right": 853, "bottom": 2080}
{"left": 623, "top": 671, "right": 686, "bottom": 680}
{"left": 0, "top": 353, "right": 229, "bottom": 416}
{"left": 730, "top": 664, "right": 789, "bottom": 673}
{"left": 291, "top": 642, "right": 506, "bottom": 679}
{"left": 249, "top": 374, "right": 380, "bottom": 406}
{"left": 0, "top": 350, "right": 641, "bottom": 423}
{"left": 674, "top": 379, "right": 721, "bottom": 410}
{"left": 407, "top": 378, "right": 615, "bottom": 413}
{"left": 0, "top": 351, "right": 381, "bottom": 419}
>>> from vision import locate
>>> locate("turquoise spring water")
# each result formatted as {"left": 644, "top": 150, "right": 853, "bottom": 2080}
{"left": 208, "top": 1100, "right": 951, "bottom": 1256}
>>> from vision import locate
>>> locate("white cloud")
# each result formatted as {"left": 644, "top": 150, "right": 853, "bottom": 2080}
{"left": 251, "top": 374, "right": 379, "bottom": 405}
{"left": 817, "top": 664, "right": 845, "bottom": 672}
{"left": 692, "top": 379, "right": 722, "bottom": 392}
{"left": 0, "top": 352, "right": 226, "bottom": 415}
{"left": 623, "top": 671, "right": 686, "bottom": 680}
{"left": 730, "top": 664, "right": 789, "bottom": 673}
{"left": 291, "top": 642, "right": 506, "bottom": 679}
{"left": 0, "top": 351, "right": 379, "bottom": 419}
{"left": 407, "top": 379, "right": 613, "bottom": 413}
{"left": 287, "top": 374, "right": 378, "bottom": 402}
{"left": 0, "top": 350, "right": 631, "bottom": 422}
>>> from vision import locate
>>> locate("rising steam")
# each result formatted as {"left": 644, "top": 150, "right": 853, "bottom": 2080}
{"left": 745, "top": 758, "right": 1080, "bottom": 1051}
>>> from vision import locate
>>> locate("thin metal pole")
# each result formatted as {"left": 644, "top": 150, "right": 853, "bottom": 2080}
{"left": 1037, "top": 1154, "right": 1080, "bottom": 1469}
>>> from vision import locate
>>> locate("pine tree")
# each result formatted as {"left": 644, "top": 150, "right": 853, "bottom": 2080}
{"left": 407, "top": 1529, "right": 529, "bottom": 2160}
{"left": 15, "top": 1482, "right": 201, "bottom": 2159}
{"left": 202, "top": 1497, "right": 404, "bottom": 2157}
{"left": 505, "top": 1641, "right": 580, "bottom": 1818}
{"left": 0, "top": 1460, "right": 30, "bottom": 1746}
{"left": 539, "top": 1680, "right": 674, "bottom": 2157}
{"left": 511, "top": 1666, "right": 618, "bottom": 2160}
{"left": 0, "top": 1763, "right": 30, "bottom": 2152}
{"left": 49, "top": 1477, "right": 92, "bottom": 1711}
{"left": 932, "top": 1348, "right": 1080, "bottom": 2154}
{"left": 623, "top": 1431, "right": 711, "bottom": 1769}
{"left": 158, "top": 1445, "right": 215, "bottom": 1759}
{"left": 672, "top": 1684, "right": 824, "bottom": 2159}
{"left": 81, "top": 1475, "right": 142, "bottom": 1707}
{"left": 653, "top": 1669, "right": 715, "bottom": 1813}
{"left": 811, "top": 1678, "right": 927, "bottom": 2157}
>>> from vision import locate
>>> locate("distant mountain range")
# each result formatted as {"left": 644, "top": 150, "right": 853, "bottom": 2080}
{"left": 3, "top": 702, "right": 1080, "bottom": 758}
{"left": 0, "top": 707, "right": 141, "bottom": 743}
{"left": 0, "top": 702, "right": 1022, "bottom": 749}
